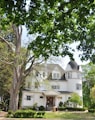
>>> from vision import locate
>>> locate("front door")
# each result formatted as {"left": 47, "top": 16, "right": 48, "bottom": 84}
{"left": 46, "top": 96, "right": 55, "bottom": 110}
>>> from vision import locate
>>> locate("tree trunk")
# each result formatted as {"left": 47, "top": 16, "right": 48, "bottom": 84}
{"left": 8, "top": 25, "right": 34, "bottom": 111}
{"left": 9, "top": 87, "right": 19, "bottom": 111}
{"left": 9, "top": 25, "right": 22, "bottom": 111}
{"left": 9, "top": 68, "right": 20, "bottom": 111}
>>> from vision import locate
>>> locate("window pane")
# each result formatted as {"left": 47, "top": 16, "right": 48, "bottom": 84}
{"left": 52, "top": 85, "right": 60, "bottom": 89}
{"left": 27, "top": 96, "right": 31, "bottom": 100}
{"left": 43, "top": 72, "right": 45, "bottom": 77}
{"left": 76, "top": 84, "right": 82, "bottom": 90}
{"left": 68, "top": 72, "right": 72, "bottom": 78}
{"left": 53, "top": 73, "right": 60, "bottom": 79}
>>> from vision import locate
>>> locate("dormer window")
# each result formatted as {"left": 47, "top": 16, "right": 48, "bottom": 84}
{"left": 26, "top": 82, "right": 31, "bottom": 89}
{"left": 52, "top": 72, "right": 60, "bottom": 79}
{"left": 43, "top": 72, "right": 45, "bottom": 77}
{"left": 35, "top": 82, "right": 39, "bottom": 88}
{"left": 68, "top": 72, "right": 72, "bottom": 79}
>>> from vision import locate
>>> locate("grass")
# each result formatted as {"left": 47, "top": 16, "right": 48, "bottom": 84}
{"left": 2, "top": 111, "right": 95, "bottom": 120}
{"left": 44, "top": 111, "right": 95, "bottom": 120}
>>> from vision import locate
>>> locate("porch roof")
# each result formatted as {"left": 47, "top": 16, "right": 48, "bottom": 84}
{"left": 59, "top": 91, "right": 72, "bottom": 94}
{"left": 42, "top": 91, "right": 60, "bottom": 96}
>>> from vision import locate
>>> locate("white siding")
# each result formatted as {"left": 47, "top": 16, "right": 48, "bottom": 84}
{"left": 22, "top": 62, "right": 83, "bottom": 108}
{"left": 21, "top": 91, "right": 46, "bottom": 107}
{"left": 50, "top": 81, "right": 67, "bottom": 91}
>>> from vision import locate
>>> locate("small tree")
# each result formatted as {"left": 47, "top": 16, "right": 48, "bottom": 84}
{"left": 82, "top": 63, "right": 95, "bottom": 108}
{"left": 69, "top": 93, "right": 82, "bottom": 108}
{"left": 90, "top": 86, "right": 95, "bottom": 108}
{"left": 90, "top": 86, "right": 95, "bottom": 101}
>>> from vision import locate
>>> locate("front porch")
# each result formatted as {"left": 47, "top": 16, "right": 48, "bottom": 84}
{"left": 42, "top": 91, "right": 60, "bottom": 111}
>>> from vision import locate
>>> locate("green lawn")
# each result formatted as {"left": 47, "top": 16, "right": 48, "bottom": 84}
{"left": 2, "top": 111, "right": 95, "bottom": 120}
{"left": 45, "top": 111, "right": 95, "bottom": 120}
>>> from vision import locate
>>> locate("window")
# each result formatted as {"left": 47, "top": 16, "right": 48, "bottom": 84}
{"left": 68, "top": 72, "right": 72, "bottom": 79}
{"left": 35, "top": 82, "right": 39, "bottom": 88}
{"left": 53, "top": 73, "right": 56, "bottom": 78}
{"left": 76, "top": 84, "right": 82, "bottom": 90}
{"left": 52, "top": 85, "right": 60, "bottom": 89}
{"left": 57, "top": 73, "right": 59, "bottom": 78}
{"left": 77, "top": 73, "right": 81, "bottom": 79}
{"left": 40, "top": 96, "right": 43, "bottom": 98}
{"left": 43, "top": 72, "right": 45, "bottom": 77}
{"left": 53, "top": 73, "right": 60, "bottom": 79}
{"left": 27, "top": 82, "right": 31, "bottom": 89}
{"left": 26, "top": 95, "right": 31, "bottom": 100}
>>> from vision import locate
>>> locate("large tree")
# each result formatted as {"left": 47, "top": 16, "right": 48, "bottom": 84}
{"left": 0, "top": 0, "right": 95, "bottom": 111}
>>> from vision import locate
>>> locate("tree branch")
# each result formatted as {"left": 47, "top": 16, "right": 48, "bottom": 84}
{"left": 24, "top": 57, "right": 35, "bottom": 77}
{"left": 0, "top": 59, "right": 13, "bottom": 65}
{"left": 0, "top": 36, "right": 14, "bottom": 52}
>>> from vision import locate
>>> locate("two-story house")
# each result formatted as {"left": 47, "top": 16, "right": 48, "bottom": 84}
{"left": 21, "top": 61, "right": 83, "bottom": 109}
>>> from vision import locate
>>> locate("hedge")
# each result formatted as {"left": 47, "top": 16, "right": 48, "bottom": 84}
{"left": 8, "top": 110, "right": 45, "bottom": 118}
{"left": 58, "top": 107, "right": 86, "bottom": 111}
{"left": 88, "top": 109, "right": 95, "bottom": 113}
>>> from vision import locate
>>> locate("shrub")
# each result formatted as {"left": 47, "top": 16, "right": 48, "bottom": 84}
{"left": 58, "top": 101, "right": 63, "bottom": 107}
{"left": 13, "top": 110, "right": 36, "bottom": 118}
{"left": 39, "top": 106, "right": 45, "bottom": 111}
{"left": 58, "top": 107, "right": 66, "bottom": 111}
{"left": 58, "top": 107, "right": 86, "bottom": 111}
{"left": 32, "top": 103, "right": 38, "bottom": 110}
{"left": 88, "top": 109, "right": 95, "bottom": 113}
{"left": 35, "top": 111, "right": 45, "bottom": 118}
{"left": 7, "top": 110, "right": 14, "bottom": 118}
{"left": 65, "top": 107, "right": 85, "bottom": 111}
{"left": 8, "top": 109, "right": 46, "bottom": 118}
{"left": 22, "top": 107, "right": 33, "bottom": 110}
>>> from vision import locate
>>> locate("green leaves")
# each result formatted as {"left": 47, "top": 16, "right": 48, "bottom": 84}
{"left": 0, "top": 0, "right": 95, "bottom": 60}
{"left": 69, "top": 92, "right": 82, "bottom": 105}
{"left": 82, "top": 63, "right": 95, "bottom": 107}
{"left": 0, "top": 42, "right": 12, "bottom": 96}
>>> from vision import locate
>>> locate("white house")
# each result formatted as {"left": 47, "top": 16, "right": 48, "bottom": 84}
{"left": 21, "top": 61, "right": 83, "bottom": 110}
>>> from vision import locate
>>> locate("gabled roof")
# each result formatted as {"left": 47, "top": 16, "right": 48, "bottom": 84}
{"left": 35, "top": 63, "right": 65, "bottom": 72}
{"left": 34, "top": 63, "right": 66, "bottom": 80}
{"left": 59, "top": 91, "right": 72, "bottom": 94}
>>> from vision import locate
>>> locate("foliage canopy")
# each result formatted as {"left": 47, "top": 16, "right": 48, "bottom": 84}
{"left": 0, "top": 0, "right": 95, "bottom": 60}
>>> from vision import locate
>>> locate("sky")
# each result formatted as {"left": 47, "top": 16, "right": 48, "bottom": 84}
{"left": 21, "top": 26, "right": 89, "bottom": 69}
